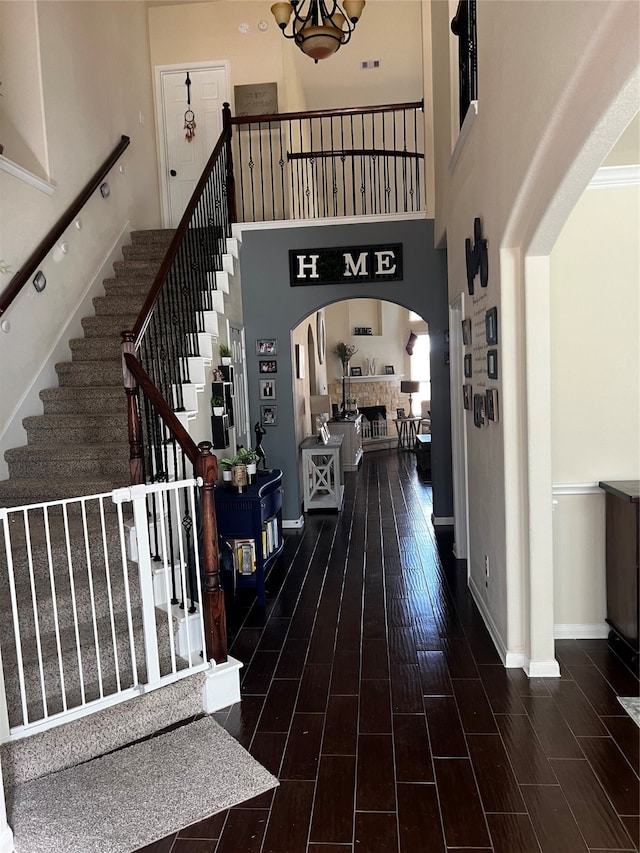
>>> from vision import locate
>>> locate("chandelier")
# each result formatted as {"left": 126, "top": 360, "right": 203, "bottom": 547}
{"left": 271, "top": 0, "right": 366, "bottom": 63}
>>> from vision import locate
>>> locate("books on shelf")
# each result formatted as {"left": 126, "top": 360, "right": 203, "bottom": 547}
{"left": 233, "top": 538, "right": 256, "bottom": 575}
{"left": 261, "top": 516, "right": 279, "bottom": 559}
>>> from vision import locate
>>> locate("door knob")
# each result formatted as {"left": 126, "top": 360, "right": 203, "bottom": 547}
{"left": 170, "top": 169, "right": 177, "bottom": 177}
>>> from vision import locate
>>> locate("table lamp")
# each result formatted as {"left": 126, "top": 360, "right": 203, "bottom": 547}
{"left": 400, "top": 381, "right": 420, "bottom": 418}
{"left": 310, "top": 394, "right": 332, "bottom": 435}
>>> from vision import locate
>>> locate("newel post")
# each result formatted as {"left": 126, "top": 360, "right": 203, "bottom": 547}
{"left": 222, "top": 102, "right": 237, "bottom": 225}
{"left": 121, "top": 332, "right": 144, "bottom": 486}
{"left": 196, "top": 441, "right": 228, "bottom": 664}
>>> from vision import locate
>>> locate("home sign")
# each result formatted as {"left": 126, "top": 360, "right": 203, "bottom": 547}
{"left": 289, "top": 244, "right": 403, "bottom": 287}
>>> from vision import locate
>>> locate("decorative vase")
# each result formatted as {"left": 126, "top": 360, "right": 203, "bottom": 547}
{"left": 232, "top": 463, "right": 247, "bottom": 493}
{"left": 246, "top": 462, "right": 257, "bottom": 485}
{"left": 222, "top": 469, "right": 233, "bottom": 488}
{"left": 367, "top": 358, "right": 376, "bottom": 376}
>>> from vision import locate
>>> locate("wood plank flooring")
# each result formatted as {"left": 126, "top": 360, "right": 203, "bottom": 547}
{"left": 141, "top": 450, "right": 639, "bottom": 853}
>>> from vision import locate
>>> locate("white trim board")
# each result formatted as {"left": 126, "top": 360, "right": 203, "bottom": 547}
{"left": 589, "top": 164, "right": 640, "bottom": 189}
{"left": 554, "top": 623, "right": 609, "bottom": 640}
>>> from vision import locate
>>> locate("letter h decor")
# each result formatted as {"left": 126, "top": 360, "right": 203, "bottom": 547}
{"left": 465, "top": 216, "right": 488, "bottom": 295}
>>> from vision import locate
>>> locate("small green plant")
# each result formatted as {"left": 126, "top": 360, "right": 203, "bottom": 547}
{"left": 211, "top": 395, "right": 225, "bottom": 409}
{"left": 346, "top": 396, "right": 358, "bottom": 405}
{"left": 219, "top": 343, "right": 232, "bottom": 358}
{"left": 218, "top": 457, "right": 234, "bottom": 470}
{"left": 238, "top": 446, "right": 258, "bottom": 465}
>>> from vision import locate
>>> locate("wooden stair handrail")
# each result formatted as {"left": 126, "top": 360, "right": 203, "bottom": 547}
{"left": 0, "top": 135, "right": 131, "bottom": 317}
{"left": 228, "top": 99, "right": 424, "bottom": 127}
{"left": 122, "top": 343, "right": 227, "bottom": 665}
{"left": 287, "top": 148, "right": 424, "bottom": 161}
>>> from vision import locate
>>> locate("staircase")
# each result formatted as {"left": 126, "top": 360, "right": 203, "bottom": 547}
{"left": 0, "top": 229, "right": 174, "bottom": 509}
{"left": 0, "top": 230, "right": 232, "bottom": 847}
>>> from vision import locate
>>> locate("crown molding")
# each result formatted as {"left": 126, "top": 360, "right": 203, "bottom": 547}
{"left": 589, "top": 164, "right": 640, "bottom": 190}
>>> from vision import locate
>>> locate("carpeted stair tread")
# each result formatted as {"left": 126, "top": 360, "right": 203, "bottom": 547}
{"left": 0, "top": 669, "right": 206, "bottom": 788}
{"left": 0, "top": 476, "right": 129, "bottom": 508}
{"left": 81, "top": 314, "right": 138, "bottom": 338}
{"left": 39, "top": 386, "right": 126, "bottom": 414}
{"left": 22, "top": 413, "right": 127, "bottom": 444}
{"left": 7, "top": 715, "right": 277, "bottom": 853}
{"left": 55, "top": 360, "right": 123, "bottom": 387}
{"left": 68, "top": 337, "right": 123, "bottom": 361}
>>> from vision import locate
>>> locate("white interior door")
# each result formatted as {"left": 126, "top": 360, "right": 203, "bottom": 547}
{"left": 155, "top": 63, "right": 230, "bottom": 227}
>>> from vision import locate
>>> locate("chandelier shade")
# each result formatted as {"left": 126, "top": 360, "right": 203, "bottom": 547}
{"left": 271, "top": 0, "right": 366, "bottom": 62}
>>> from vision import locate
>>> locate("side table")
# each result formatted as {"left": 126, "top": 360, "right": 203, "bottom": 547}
{"left": 393, "top": 416, "right": 421, "bottom": 450}
{"left": 301, "top": 434, "right": 344, "bottom": 511}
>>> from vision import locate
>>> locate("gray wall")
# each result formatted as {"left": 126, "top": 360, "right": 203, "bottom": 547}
{"left": 240, "top": 219, "right": 452, "bottom": 522}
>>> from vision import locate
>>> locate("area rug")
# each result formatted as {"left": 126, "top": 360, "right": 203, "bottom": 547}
{"left": 8, "top": 716, "right": 278, "bottom": 853}
{"left": 617, "top": 696, "right": 640, "bottom": 727}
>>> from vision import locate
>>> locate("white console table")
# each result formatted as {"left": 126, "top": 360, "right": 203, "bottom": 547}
{"left": 301, "top": 434, "right": 345, "bottom": 512}
{"left": 328, "top": 415, "right": 363, "bottom": 472}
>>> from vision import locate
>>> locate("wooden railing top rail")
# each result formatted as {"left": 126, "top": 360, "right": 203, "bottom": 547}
{"left": 227, "top": 99, "right": 424, "bottom": 127}
{"left": 0, "top": 135, "right": 130, "bottom": 318}
{"left": 287, "top": 148, "right": 424, "bottom": 161}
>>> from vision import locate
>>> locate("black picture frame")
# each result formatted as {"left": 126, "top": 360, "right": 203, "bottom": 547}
{"left": 463, "top": 384, "right": 472, "bottom": 411}
{"left": 259, "top": 359, "right": 277, "bottom": 374}
{"left": 473, "top": 393, "right": 485, "bottom": 428}
{"left": 486, "top": 388, "right": 499, "bottom": 422}
{"left": 485, "top": 307, "right": 498, "bottom": 345}
{"left": 396, "top": 408, "right": 406, "bottom": 419}
{"left": 487, "top": 349, "right": 498, "bottom": 380}
{"left": 462, "top": 318, "right": 472, "bottom": 346}
{"left": 260, "top": 404, "right": 277, "bottom": 425}
{"left": 350, "top": 366, "right": 362, "bottom": 376}
{"left": 256, "top": 338, "right": 277, "bottom": 356}
{"left": 464, "top": 353, "right": 472, "bottom": 378}
{"left": 385, "top": 365, "right": 395, "bottom": 375}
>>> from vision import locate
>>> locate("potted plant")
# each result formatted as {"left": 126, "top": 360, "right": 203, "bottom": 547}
{"left": 219, "top": 343, "right": 232, "bottom": 366}
{"left": 238, "top": 446, "right": 259, "bottom": 484}
{"left": 334, "top": 341, "right": 358, "bottom": 375}
{"left": 211, "top": 395, "right": 225, "bottom": 416}
{"left": 345, "top": 395, "right": 358, "bottom": 414}
{"left": 218, "top": 457, "right": 234, "bottom": 487}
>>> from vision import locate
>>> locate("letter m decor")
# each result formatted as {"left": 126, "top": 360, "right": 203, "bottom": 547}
{"left": 289, "top": 244, "right": 403, "bottom": 287}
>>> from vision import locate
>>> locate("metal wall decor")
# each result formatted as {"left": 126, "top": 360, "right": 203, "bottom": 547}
{"left": 465, "top": 216, "right": 488, "bottom": 295}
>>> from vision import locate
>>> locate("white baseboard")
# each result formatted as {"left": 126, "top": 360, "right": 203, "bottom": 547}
{"left": 554, "top": 622, "right": 609, "bottom": 639}
{"left": 283, "top": 515, "right": 304, "bottom": 529}
{"left": 432, "top": 515, "right": 454, "bottom": 527}
{"left": 0, "top": 825, "right": 14, "bottom": 853}
{"left": 202, "top": 656, "right": 243, "bottom": 712}
{"left": 525, "top": 658, "right": 561, "bottom": 678}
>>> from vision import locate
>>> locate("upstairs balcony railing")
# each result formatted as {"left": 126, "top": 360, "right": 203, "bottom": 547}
{"left": 225, "top": 100, "right": 425, "bottom": 222}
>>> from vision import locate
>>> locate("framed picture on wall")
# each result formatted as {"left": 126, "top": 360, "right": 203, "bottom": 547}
{"left": 256, "top": 339, "right": 277, "bottom": 356}
{"left": 463, "top": 384, "right": 472, "bottom": 410}
{"left": 487, "top": 349, "right": 498, "bottom": 380}
{"left": 259, "top": 359, "right": 277, "bottom": 374}
{"left": 485, "top": 307, "right": 498, "bottom": 345}
{"left": 473, "top": 393, "right": 485, "bottom": 428}
{"left": 261, "top": 405, "right": 277, "bottom": 426}
{"left": 486, "top": 388, "right": 499, "bottom": 422}
{"left": 259, "top": 379, "right": 276, "bottom": 400}
{"left": 464, "top": 353, "right": 472, "bottom": 378}
{"left": 350, "top": 366, "right": 362, "bottom": 376}
{"left": 385, "top": 365, "right": 395, "bottom": 375}
{"left": 462, "top": 318, "right": 472, "bottom": 345}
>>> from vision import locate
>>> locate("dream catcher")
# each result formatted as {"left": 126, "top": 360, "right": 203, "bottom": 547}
{"left": 184, "top": 71, "right": 196, "bottom": 142}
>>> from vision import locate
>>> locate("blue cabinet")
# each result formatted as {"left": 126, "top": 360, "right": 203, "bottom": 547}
{"left": 214, "top": 468, "right": 283, "bottom": 605}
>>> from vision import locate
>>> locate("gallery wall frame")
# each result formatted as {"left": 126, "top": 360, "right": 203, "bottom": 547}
{"left": 463, "top": 384, "right": 472, "bottom": 411}
{"left": 261, "top": 404, "right": 277, "bottom": 425}
{"left": 486, "top": 388, "right": 499, "bottom": 422}
{"left": 487, "top": 349, "right": 498, "bottom": 380}
{"left": 473, "top": 393, "right": 485, "bottom": 428}
{"left": 464, "top": 353, "right": 472, "bottom": 378}
{"left": 485, "top": 307, "right": 498, "bottom": 345}
{"left": 256, "top": 338, "right": 277, "bottom": 356}
{"left": 259, "top": 359, "right": 277, "bottom": 374}
{"left": 462, "top": 318, "right": 472, "bottom": 346}
{"left": 259, "top": 379, "right": 276, "bottom": 400}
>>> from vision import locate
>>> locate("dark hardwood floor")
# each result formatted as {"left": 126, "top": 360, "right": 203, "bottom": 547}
{"left": 142, "top": 449, "right": 639, "bottom": 853}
